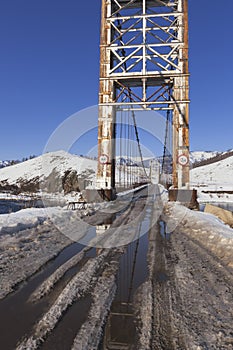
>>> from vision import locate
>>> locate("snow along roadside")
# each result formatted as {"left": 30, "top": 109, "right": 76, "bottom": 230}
{"left": 162, "top": 203, "right": 233, "bottom": 269}
{"left": 0, "top": 207, "right": 65, "bottom": 235}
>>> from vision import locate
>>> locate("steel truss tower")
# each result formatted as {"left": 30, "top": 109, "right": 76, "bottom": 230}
{"left": 97, "top": 0, "right": 190, "bottom": 194}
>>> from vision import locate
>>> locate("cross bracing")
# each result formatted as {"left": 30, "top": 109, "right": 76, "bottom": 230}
{"left": 97, "top": 0, "right": 190, "bottom": 191}
{"left": 99, "top": 0, "right": 188, "bottom": 111}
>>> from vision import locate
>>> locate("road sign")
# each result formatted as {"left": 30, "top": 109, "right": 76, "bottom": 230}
{"left": 178, "top": 154, "right": 189, "bottom": 166}
{"left": 99, "top": 154, "right": 109, "bottom": 164}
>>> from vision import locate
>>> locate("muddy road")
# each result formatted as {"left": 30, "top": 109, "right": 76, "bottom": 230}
{"left": 140, "top": 210, "right": 233, "bottom": 350}
{"left": 0, "top": 186, "right": 233, "bottom": 349}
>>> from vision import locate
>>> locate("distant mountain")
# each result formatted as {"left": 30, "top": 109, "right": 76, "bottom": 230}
{"left": 0, "top": 160, "right": 11, "bottom": 169}
{"left": 146, "top": 151, "right": 221, "bottom": 168}
{"left": 191, "top": 150, "right": 233, "bottom": 168}
{"left": 0, "top": 150, "right": 232, "bottom": 194}
{"left": 0, "top": 155, "right": 37, "bottom": 169}
{"left": 190, "top": 151, "right": 220, "bottom": 164}
{"left": 116, "top": 157, "right": 138, "bottom": 166}
{"left": 155, "top": 150, "right": 233, "bottom": 167}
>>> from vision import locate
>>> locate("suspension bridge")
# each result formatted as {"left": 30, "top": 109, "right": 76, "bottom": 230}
{"left": 93, "top": 0, "right": 197, "bottom": 207}
{"left": 1, "top": 2, "right": 233, "bottom": 350}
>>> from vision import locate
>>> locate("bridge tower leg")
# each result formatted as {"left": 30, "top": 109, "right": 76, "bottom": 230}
{"left": 96, "top": 0, "right": 116, "bottom": 200}
{"left": 172, "top": 0, "right": 190, "bottom": 189}
{"left": 96, "top": 0, "right": 193, "bottom": 201}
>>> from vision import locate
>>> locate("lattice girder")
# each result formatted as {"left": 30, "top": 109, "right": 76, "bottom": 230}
{"left": 97, "top": 0, "right": 190, "bottom": 191}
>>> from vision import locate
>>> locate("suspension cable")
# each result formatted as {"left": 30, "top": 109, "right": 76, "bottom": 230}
{"left": 116, "top": 15, "right": 149, "bottom": 183}
{"left": 162, "top": 109, "right": 171, "bottom": 174}
{"left": 130, "top": 107, "right": 149, "bottom": 181}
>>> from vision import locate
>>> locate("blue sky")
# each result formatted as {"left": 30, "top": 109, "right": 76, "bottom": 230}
{"left": 0, "top": 0, "right": 232, "bottom": 160}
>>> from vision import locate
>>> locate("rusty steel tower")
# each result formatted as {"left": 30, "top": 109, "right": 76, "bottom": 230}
{"left": 97, "top": 0, "right": 190, "bottom": 198}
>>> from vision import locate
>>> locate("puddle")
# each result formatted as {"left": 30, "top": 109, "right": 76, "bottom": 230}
{"left": 0, "top": 242, "right": 93, "bottom": 350}
{"left": 41, "top": 296, "right": 92, "bottom": 350}
{"left": 102, "top": 302, "right": 136, "bottom": 350}
{"left": 101, "top": 235, "right": 149, "bottom": 349}
{"left": 159, "top": 220, "right": 171, "bottom": 240}
{"left": 116, "top": 234, "right": 149, "bottom": 304}
{"left": 0, "top": 189, "right": 160, "bottom": 350}
{"left": 100, "top": 206, "right": 153, "bottom": 349}
{"left": 156, "top": 271, "right": 169, "bottom": 283}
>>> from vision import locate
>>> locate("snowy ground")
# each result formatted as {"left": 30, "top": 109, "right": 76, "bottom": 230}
{"left": 136, "top": 205, "right": 233, "bottom": 349}
{"left": 163, "top": 202, "right": 233, "bottom": 267}
{"left": 190, "top": 155, "right": 233, "bottom": 203}
{"left": 0, "top": 151, "right": 97, "bottom": 184}
{"left": 0, "top": 221, "right": 71, "bottom": 299}
{"left": 0, "top": 187, "right": 233, "bottom": 349}
{"left": 0, "top": 149, "right": 232, "bottom": 206}
{"left": 0, "top": 207, "right": 62, "bottom": 235}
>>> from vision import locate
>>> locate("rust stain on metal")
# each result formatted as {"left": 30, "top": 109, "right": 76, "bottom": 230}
{"left": 97, "top": 0, "right": 191, "bottom": 191}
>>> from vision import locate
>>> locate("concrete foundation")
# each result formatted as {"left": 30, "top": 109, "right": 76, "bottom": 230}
{"left": 169, "top": 189, "right": 199, "bottom": 210}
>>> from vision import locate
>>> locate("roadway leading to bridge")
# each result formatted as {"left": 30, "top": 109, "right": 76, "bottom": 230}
{"left": 138, "top": 215, "right": 233, "bottom": 349}
{"left": 0, "top": 186, "right": 232, "bottom": 349}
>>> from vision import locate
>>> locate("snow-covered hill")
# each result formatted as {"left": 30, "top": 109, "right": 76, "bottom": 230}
{"left": 0, "top": 151, "right": 152, "bottom": 195}
{"left": 0, "top": 151, "right": 96, "bottom": 183}
{"left": 0, "top": 150, "right": 232, "bottom": 199}
{"left": 190, "top": 155, "right": 233, "bottom": 203}
{"left": 191, "top": 155, "right": 233, "bottom": 186}
{"left": 0, "top": 151, "right": 97, "bottom": 193}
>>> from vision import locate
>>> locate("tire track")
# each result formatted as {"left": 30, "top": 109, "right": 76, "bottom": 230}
{"left": 29, "top": 246, "right": 91, "bottom": 302}
{"left": 170, "top": 230, "right": 233, "bottom": 349}
{"left": 16, "top": 250, "right": 111, "bottom": 350}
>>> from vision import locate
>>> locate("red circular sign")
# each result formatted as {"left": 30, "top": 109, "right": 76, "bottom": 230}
{"left": 99, "top": 154, "right": 109, "bottom": 164}
{"left": 178, "top": 154, "right": 189, "bottom": 166}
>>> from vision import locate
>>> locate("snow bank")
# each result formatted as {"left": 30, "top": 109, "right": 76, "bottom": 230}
{"left": 196, "top": 189, "right": 233, "bottom": 204}
{"left": 0, "top": 207, "right": 66, "bottom": 235}
{"left": 163, "top": 203, "right": 233, "bottom": 268}
{"left": 0, "top": 208, "right": 50, "bottom": 234}
{"left": 0, "top": 193, "right": 39, "bottom": 200}
{"left": 0, "top": 201, "right": 100, "bottom": 239}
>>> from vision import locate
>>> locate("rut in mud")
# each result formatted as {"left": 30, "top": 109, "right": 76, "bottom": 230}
{"left": 137, "top": 212, "right": 233, "bottom": 350}
{"left": 0, "top": 186, "right": 233, "bottom": 349}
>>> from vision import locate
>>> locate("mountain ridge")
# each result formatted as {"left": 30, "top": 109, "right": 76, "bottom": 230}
{"left": 0, "top": 150, "right": 232, "bottom": 195}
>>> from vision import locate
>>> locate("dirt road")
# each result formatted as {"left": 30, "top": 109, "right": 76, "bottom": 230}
{"left": 1, "top": 189, "right": 233, "bottom": 349}
{"left": 139, "top": 215, "right": 233, "bottom": 350}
